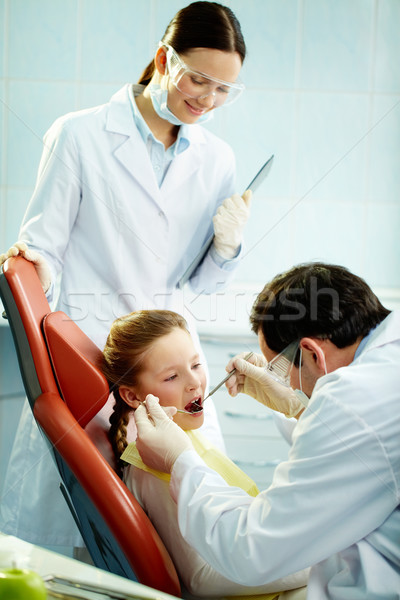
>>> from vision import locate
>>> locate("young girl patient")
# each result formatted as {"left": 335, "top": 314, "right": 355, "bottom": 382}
{"left": 102, "top": 310, "right": 308, "bottom": 599}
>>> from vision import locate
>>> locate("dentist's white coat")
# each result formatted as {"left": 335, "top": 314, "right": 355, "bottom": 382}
{"left": 171, "top": 311, "right": 400, "bottom": 599}
{"left": 1, "top": 84, "right": 240, "bottom": 545}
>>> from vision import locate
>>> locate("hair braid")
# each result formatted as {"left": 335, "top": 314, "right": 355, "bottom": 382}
{"left": 108, "top": 390, "right": 131, "bottom": 477}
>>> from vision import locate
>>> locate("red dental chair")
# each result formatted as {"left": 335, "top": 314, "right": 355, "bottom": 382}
{"left": 0, "top": 256, "right": 181, "bottom": 597}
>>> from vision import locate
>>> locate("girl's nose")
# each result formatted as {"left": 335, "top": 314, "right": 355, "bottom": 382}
{"left": 186, "top": 372, "right": 202, "bottom": 391}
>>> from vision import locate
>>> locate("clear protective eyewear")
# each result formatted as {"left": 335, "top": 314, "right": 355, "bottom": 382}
{"left": 163, "top": 43, "right": 245, "bottom": 107}
{"left": 266, "top": 341, "right": 300, "bottom": 388}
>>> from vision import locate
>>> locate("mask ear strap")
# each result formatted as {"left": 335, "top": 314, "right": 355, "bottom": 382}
{"left": 299, "top": 347, "right": 303, "bottom": 392}
{"left": 322, "top": 350, "right": 328, "bottom": 375}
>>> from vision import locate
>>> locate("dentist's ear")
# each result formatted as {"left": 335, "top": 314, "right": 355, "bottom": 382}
{"left": 119, "top": 387, "right": 141, "bottom": 409}
{"left": 299, "top": 338, "right": 327, "bottom": 374}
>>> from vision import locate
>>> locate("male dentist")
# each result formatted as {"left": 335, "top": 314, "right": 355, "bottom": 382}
{"left": 134, "top": 262, "right": 400, "bottom": 600}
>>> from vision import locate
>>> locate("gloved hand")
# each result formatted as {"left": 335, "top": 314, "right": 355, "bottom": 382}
{"left": 0, "top": 241, "right": 51, "bottom": 293}
{"left": 134, "top": 394, "right": 193, "bottom": 473}
{"left": 225, "top": 352, "right": 305, "bottom": 418}
{"left": 213, "top": 190, "right": 252, "bottom": 259}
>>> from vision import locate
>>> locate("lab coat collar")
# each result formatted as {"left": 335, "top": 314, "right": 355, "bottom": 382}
{"left": 361, "top": 310, "right": 400, "bottom": 354}
{"left": 105, "top": 84, "right": 207, "bottom": 206}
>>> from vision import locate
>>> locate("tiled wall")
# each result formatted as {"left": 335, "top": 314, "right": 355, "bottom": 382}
{"left": 1, "top": 0, "right": 399, "bottom": 305}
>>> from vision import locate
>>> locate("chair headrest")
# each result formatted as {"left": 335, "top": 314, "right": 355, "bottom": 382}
{"left": 43, "top": 311, "right": 110, "bottom": 428}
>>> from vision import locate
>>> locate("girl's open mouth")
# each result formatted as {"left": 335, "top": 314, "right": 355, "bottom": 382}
{"left": 184, "top": 396, "right": 203, "bottom": 414}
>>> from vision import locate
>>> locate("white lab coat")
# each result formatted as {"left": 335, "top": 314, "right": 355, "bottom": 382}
{"left": 170, "top": 311, "right": 400, "bottom": 599}
{"left": 125, "top": 466, "right": 309, "bottom": 597}
{"left": 1, "top": 84, "right": 240, "bottom": 545}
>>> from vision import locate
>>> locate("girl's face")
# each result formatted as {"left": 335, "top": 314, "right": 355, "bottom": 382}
{"left": 164, "top": 47, "right": 242, "bottom": 124}
{"left": 132, "top": 328, "right": 206, "bottom": 430}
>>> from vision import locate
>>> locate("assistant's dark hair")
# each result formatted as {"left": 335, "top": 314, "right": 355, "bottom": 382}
{"left": 138, "top": 1, "right": 246, "bottom": 85}
{"left": 250, "top": 262, "right": 390, "bottom": 354}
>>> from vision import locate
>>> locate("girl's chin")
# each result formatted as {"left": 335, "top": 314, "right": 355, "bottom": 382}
{"left": 175, "top": 413, "right": 204, "bottom": 430}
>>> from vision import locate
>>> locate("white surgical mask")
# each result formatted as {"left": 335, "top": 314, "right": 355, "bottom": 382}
{"left": 148, "top": 83, "right": 214, "bottom": 126}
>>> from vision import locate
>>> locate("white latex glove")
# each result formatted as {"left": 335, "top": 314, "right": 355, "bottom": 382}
{"left": 0, "top": 241, "right": 51, "bottom": 293}
{"left": 225, "top": 352, "right": 305, "bottom": 419}
{"left": 134, "top": 394, "right": 193, "bottom": 473}
{"left": 212, "top": 190, "right": 252, "bottom": 259}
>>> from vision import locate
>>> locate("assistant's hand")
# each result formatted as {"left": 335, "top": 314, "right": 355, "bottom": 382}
{"left": 134, "top": 394, "right": 193, "bottom": 473}
{"left": 225, "top": 353, "right": 305, "bottom": 418}
{"left": 213, "top": 190, "right": 252, "bottom": 259}
{"left": 0, "top": 241, "right": 51, "bottom": 293}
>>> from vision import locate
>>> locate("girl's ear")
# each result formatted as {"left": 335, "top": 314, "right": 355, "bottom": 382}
{"left": 119, "top": 386, "right": 141, "bottom": 409}
{"left": 154, "top": 46, "right": 168, "bottom": 75}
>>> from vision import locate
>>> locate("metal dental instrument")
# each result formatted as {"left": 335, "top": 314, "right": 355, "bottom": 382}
{"left": 204, "top": 351, "right": 253, "bottom": 401}
{"left": 139, "top": 400, "right": 186, "bottom": 414}
{"left": 139, "top": 350, "right": 253, "bottom": 414}
{"left": 177, "top": 155, "right": 274, "bottom": 289}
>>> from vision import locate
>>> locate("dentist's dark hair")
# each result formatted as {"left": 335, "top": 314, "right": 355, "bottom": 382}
{"left": 250, "top": 262, "right": 390, "bottom": 355}
{"left": 102, "top": 309, "right": 188, "bottom": 476}
{"left": 138, "top": 1, "right": 246, "bottom": 85}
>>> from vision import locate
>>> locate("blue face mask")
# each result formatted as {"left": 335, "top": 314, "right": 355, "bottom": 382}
{"left": 148, "top": 83, "right": 213, "bottom": 126}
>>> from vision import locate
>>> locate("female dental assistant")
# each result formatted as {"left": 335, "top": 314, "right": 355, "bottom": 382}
{"left": 0, "top": 1, "right": 251, "bottom": 549}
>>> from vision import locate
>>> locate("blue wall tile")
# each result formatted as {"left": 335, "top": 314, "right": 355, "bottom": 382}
{"left": 364, "top": 202, "right": 400, "bottom": 287}
{"left": 231, "top": 0, "right": 299, "bottom": 90}
{"left": 4, "top": 188, "right": 32, "bottom": 248}
{"left": 0, "top": 0, "right": 5, "bottom": 79}
{"left": 6, "top": 81, "right": 76, "bottom": 187}
{"left": 80, "top": 0, "right": 152, "bottom": 83}
{"left": 223, "top": 90, "right": 296, "bottom": 197}
{"left": 289, "top": 199, "right": 366, "bottom": 278}
{"left": 0, "top": 80, "right": 4, "bottom": 178}
{"left": 301, "top": 0, "right": 373, "bottom": 91}
{"left": 79, "top": 82, "right": 124, "bottom": 111}
{"left": 0, "top": 0, "right": 399, "bottom": 322}
{"left": 374, "top": 0, "right": 400, "bottom": 93}
{"left": 295, "top": 92, "right": 369, "bottom": 202}
{"left": 368, "top": 95, "right": 400, "bottom": 204}
{"left": 8, "top": 0, "right": 78, "bottom": 80}
{"left": 237, "top": 199, "right": 294, "bottom": 284}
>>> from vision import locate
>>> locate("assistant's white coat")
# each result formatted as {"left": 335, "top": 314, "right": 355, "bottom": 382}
{"left": 1, "top": 84, "right": 240, "bottom": 545}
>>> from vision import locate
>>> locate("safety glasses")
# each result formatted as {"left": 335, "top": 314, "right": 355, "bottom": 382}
{"left": 266, "top": 341, "right": 300, "bottom": 388}
{"left": 163, "top": 43, "right": 245, "bottom": 107}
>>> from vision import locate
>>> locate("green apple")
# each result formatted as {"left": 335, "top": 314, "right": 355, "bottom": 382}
{"left": 0, "top": 568, "right": 47, "bottom": 600}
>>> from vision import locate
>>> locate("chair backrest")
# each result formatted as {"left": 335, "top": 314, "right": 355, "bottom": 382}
{"left": 0, "top": 256, "right": 181, "bottom": 597}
